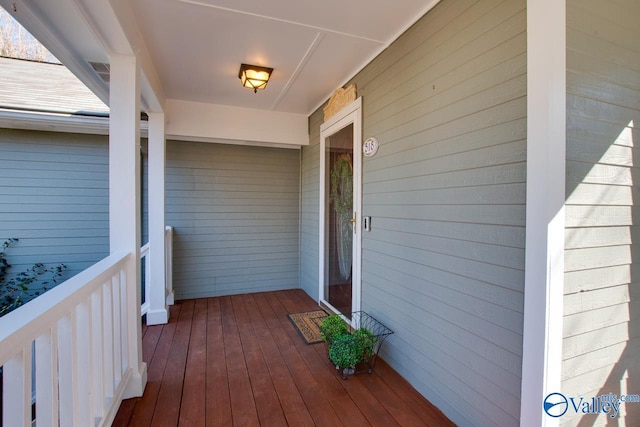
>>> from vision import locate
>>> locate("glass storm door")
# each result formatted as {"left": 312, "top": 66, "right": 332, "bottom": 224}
{"left": 319, "top": 98, "right": 362, "bottom": 318}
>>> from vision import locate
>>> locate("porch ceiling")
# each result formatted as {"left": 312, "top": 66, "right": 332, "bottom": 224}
{"left": 1, "top": 0, "right": 440, "bottom": 116}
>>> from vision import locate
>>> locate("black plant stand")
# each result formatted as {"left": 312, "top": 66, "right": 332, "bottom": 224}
{"left": 322, "top": 311, "right": 394, "bottom": 379}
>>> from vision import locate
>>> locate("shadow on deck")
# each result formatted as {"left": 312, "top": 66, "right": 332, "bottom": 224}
{"left": 113, "top": 289, "right": 454, "bottom": 426}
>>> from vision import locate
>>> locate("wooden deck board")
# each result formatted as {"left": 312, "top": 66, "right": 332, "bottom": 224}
{"left": 220, "top": 296, "right": 260, "bottom": 427}
{"left": 205, "top": 298, "right": 232, "bottom": 427}
{"left": 125, "top": 304, "right": 181, "bottom": 427}
{"left": 151, "top": 299, "right": 194, "bottom": 427}
{"left": 247, "top": 294, "right": 315, "bottom": 426}
{"left": 247, "top": 293, "right": 343, "bottom": 427}
{"left": 113, "top": 289, "right": 454, "bottom": 426}
{"left": 231, "top": 295, "right": 288, "bottom": 426}
{"left": 179, "top": 298, "right": 208, "bottom": 426}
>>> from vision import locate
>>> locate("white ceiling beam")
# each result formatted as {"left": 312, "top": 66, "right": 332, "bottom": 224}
{"left": 106, "top": 0, "right": 166, "bottom": 112}
{"left": 166, "top": 100, "right": 308, "bottom": 147}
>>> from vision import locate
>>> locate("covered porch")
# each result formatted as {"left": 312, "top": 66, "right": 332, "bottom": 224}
{"left": 3, "top": 0, "right": 636, "bottom": 425}
{"left": 113, "top": 290, "right": 453, "bottom": 426}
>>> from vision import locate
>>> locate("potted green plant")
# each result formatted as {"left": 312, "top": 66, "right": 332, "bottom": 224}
{"left": 320, "top": 314, "right": 385, "bottom": 379}
{"left": 353, "top": 327, "right": 377, "bottom": 358}
{"left": 328, "top": 333, "right": 361, "bottom": 376}
{"left": 319, "top": 314, "right": 348, "bottom": 344}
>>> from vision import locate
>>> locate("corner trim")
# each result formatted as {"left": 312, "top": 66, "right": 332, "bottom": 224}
{"left": 520, "top": 0, "right": 566, "bottom": 425}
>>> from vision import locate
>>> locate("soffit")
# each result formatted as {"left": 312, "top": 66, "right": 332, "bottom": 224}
{"left": 128, "top": 0, "right": 438, "bottom": 114}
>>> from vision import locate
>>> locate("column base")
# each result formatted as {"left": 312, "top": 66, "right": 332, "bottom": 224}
{"left": 146, "top": 308, "right": 169, "bottom": 325}
{"left": 122, "top": 362, "right": 147, "bottom": 399}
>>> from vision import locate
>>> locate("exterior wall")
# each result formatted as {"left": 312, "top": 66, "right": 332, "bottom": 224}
{"left": 562, "top": 0, "right": 640, "bottom": 425}
{"left": 301, "top": 0, "right": 527, "bottom": 425}
{"left": 0, "top": 130, "right": 301, "bottom": 301}
{"left": 300, "top": 113, "right": 321, "bottom": 298}
{"left": 166, "top": 140, "right": 300, "bottom": 299}
{"left": 0, "top": 128, "right": 109, "bottom": 280}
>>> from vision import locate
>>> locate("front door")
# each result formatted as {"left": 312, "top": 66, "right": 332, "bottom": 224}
{"left": 319, "top": 98, "right": 362, "bottom": 318}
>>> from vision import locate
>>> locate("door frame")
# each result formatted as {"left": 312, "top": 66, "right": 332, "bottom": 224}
{"left": 318, "top": 97, "right": 362, "bottom": 316}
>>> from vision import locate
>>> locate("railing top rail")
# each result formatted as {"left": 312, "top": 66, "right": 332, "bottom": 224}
{"left": 0, "top": 251, "right": 130, "bottom": 363}
{"left": 140, "top": 242, "right": 151, "bottom": 254}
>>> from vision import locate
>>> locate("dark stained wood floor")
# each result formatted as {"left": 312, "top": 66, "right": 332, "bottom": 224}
{"left": 113, "top": 290, "right": 454, "bottom": 426}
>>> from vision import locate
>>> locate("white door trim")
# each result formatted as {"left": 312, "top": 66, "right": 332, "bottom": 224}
{"left": 319, "top": 97, "right": 362, "bottom": 315}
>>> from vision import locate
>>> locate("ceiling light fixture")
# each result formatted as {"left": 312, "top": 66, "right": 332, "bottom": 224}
{"left": 238, "top": 63, "right": 273, "bottom": 93}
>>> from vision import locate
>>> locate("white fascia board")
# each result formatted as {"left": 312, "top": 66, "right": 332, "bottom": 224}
{"left": 0, "top": 109, "right": 148, "bottom": 136}
{"left": 0, "top": 109, "right": 109, "bottom": 135}
{"left": 165, "top": 99, "right": 308, "bottom": 148}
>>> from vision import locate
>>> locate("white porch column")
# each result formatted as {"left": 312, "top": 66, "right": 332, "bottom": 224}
{"left": 109, "top": 53, "right": 147, "bottom": 398}
{"left": 146, "top": 112, "right": 169, "bottom": 325}
{"left": 521, "top": 0, "right": 566, "bottom": 426}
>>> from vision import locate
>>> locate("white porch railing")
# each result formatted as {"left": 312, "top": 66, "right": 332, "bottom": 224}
{"left": 140, "top": 241, "right": 151, "bottom": 315}
{"left": 0, "top": 251, "right": 136, "bottom": 427}
{"left": 140, "top": 225, "right": 173, "bottom": 317}
{"left": 165, "top": 226, "right": 174, "bottom": 305}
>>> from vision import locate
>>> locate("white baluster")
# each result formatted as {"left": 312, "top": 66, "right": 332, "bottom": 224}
{"left": 57, "top": 316, "right": 73, "bottom": 426}
{"left": 35, "top": 329, "right": 59, "bottom": 426}
{"left": 91, "top": 290, "right": 104, "bottom": 420}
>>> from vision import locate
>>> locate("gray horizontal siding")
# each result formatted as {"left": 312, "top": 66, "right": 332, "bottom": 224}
{"left": 362, "top": 1, "right": 526, "bottom": 425}
{"left": 562, "top": 0, "right": 640, "bottom": 425}
{"left": 299, "top": 112, "right": 321, "bottom": 298}
{"left": 166, "top": 140, "right": 300, "bottom": 299}
{"left": 359, "top": 2, "right": 526, "bottom": 426}
{"left": 302, "top": 0, "right": 526, "bottom": 425}
{"left": 1, "top": 130, "right": 301, "bottom": 302}
{"left": 0, "top": 128, "right": 109, "bottom": 282}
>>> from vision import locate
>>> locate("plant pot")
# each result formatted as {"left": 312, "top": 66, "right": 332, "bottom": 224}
{"left": 321, "top": 311, "right": 393, "bottom": 379}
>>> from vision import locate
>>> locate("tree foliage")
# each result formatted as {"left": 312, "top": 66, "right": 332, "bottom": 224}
{"left": 0, "top": 6, "right": 58, "bottom": 63}
{"left": 0, "top": 238, "right": 67, "bottom": 317}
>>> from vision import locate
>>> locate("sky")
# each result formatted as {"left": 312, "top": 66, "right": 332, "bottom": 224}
{"left": 0, "top": 6, "right": 59, "bottom": 63}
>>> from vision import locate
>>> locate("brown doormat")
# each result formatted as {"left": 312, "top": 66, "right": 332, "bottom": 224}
{"left": 287, "top": 310, "right": 328, "bottom": 344}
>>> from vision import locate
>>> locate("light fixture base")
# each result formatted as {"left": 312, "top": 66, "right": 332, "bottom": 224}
{"left": 238, "top": 63, "right": 273, "bottom": 93}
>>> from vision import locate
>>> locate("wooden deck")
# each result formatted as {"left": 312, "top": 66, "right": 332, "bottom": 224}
{"left": 113, "top": 290, "right": 454, "bottom": 426}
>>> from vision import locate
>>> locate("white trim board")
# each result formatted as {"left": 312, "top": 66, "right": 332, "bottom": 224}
{"left": 520, "top": 0, "right": 566, "bottom": 425}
